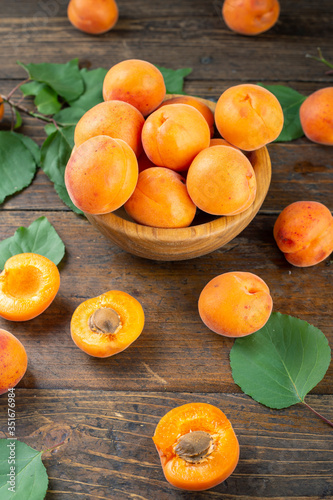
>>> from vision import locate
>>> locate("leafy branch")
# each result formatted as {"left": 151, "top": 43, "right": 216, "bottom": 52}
{"left": 306, "top": 47, "right": 333, "bottom": 74}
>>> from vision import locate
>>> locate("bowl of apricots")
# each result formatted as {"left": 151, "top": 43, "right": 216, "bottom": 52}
{"left": 65, "top": 59, "right": 284, "bottom": 261}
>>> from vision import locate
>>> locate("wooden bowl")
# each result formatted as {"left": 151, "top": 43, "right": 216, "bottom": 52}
{"left": 86, "top": 96, "right": 271, "bottom": 261}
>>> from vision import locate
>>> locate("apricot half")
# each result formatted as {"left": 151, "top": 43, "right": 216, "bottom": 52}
{"left": 65, "top": 135, "right": 138, "bottom": 214}
{"left": 67, "top": 0, "right": 118, "bottom": 35}
{"left": 70, "top": 290, "right": 145, "bottom": 357}
{"left": 153, "top": 402, "right": 239, "bottom": 491}
{"left": 299, "top": 87, "right": 333, "bottom": 145}
{"left": 0, "top": 329, "right": 28, "bottom": 395}
{"left": 274, "top": 201, "right": 333, "bottom": 267}
{"left": 198, "top": 271, "right": 273, "bottom": 337}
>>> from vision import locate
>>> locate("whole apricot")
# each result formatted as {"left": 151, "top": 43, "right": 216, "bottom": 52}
{"left": 299, "top": 87, "right": 333, "bottom": 145}
{"left": 0, "top": 97, "right": 4, "bottom": 121}
{"left": 0, "top": 253, "right": 60, "bottom": 321}
{"left": 124, "top": 167, "right": 196, "bottom": 228}
{"left": 142, "top": 103, "right": 211, "bottom": 171}
{"left": 70, "top": 290, "right": 145, "bottom": 358}
{"left": 103, "top": 59, "right": 166, "bottom": 117}
{"left": 0, "top": 329, "right": 28, "bottom": 395}
{"left": 65, "top": 135, "right": 138, "bottom": 214}
{"left": 67, "top": 0, "right": 118, "bottom": 35}
{"left": 274, "top": 201, "right": 333, "bottom": 267}
{"left": 222, "top": 0, "right": 280, "bottom": 36}
{"left": 209, "top": 138, "right": 238, "bottom": 149}
{"left": 158, "top": 96, "right": 215, "bottom": 137}
{"left": 186, "top": 145, "right": 256, "bottom": 215}
{"left": 198, "top": 271, "right": 273, "bottom": 337}
{"left": 215, "top": 84, "right": 284, "bottom": 150}
{"left": 74, "top": 100, "right": 145, "bottom": 157}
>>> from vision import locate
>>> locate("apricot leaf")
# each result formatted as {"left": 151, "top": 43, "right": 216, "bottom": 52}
{"left": 41, "top": 126, "right": 83, "bottom": 214}
{"left": 0, "top": 131, "right": 39, "bottom": 204}
{"left": 0, "top": 439, "right": 48, "bottom": 500}
{"left": 258, "top": 84, "right": 306, "bottom": 142}
{"left": 0, "top": 216, "right": 65, "bottom": 269}
{"left": 230, "top": 312, "right": 331, "bottom": 409}
{"left": 21, "top": 81, "right": 62, "bottom": 115}
{"left": 68, "top": 67, "right": 108, "bottom": 111}
{"left": 155, "top": 65, "right": 192, "bottom": 94}
{"left": 18, "top": 58, "right": 84, "bottom": 102}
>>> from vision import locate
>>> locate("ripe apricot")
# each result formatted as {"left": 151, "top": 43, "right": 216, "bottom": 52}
{"left": 142, "top": 104, "right": 211, "bottom": 172}
{"left": 215, "top": 84, "right": 284, "bottom": 150}
{"left": 274, "top": 201, "right": 333, "bottom": 267}
{"left": 198, "top": 272, "right": 273, "bottom": 337}
{"left": 74, "top": 100, "right": 145, "bottom": 157}
{"left": 299, "top": 87, "right": 333, "bottom": 145}
{"left": 103, "top": 59, "right": 166, "bottom": 117}
{"left": 0, "top": 253, "right": 60, "bottom": 321}
{"left": 65, "top": 135, "right": 138, "bottom": 214}
{"left": 0, "top": 329, "right": 28, "bottom": 394}
{"left": 209, "top": 138, "right": 238, "bottom": 149}
{"left": 67, "top": 0, "right": 118, "bottom": 35}
{"left": 0, "top": 97, "right": 4, "bottom": 121}
{"left": 70, "top": 290, "right": 145, "bottom": 357}
{"left": 158, "top": 96, "right": 215, "bottom": 137}
{"left": 222, "top": 0, "right": 280, "bottom": 36}
{"left": 153, "top": 402, "right": 239, "bottom": 491}
{"left": 124, "top": 167, "right": 196, "bottom": 228}
{"left": 186, "top": 145, "right": 256, "bottom": 215}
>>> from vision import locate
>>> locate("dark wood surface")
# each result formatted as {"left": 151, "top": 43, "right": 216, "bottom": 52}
{"left": 0, "top": 1, "right": 332, "bottom": 498}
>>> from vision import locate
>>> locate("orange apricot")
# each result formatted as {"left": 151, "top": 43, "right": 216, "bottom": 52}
{"left": 65, "top": 135, "right": 138, "bottom": 214}
{"left": 186, "top": 145, "right": 256, "bottom": 215}
{"left": 198, "top": 271, "right": 273, "bottom": 337}
{"left": 215, "top": 83, "right": 284, "bottom": 150}
{"left": 0, "top": 329, "right": 28, "bottom": 394}
{"left": 0, "top": 253, "right": 60, "bottom": 321}
{"left": 103, "top": 59, "right": 166, "bottom": 117}
{"left": 70, "top": 290, "right": 145, "bottom": 358}
{"left": 299, "top": 87, "right": 333, "bottom": 145}
{"left": 142, "top": 103, "right": 211, "bottom": 172}
{"left": 74, "top": 100, "right": 145, "bottom": 157}
{"left": 158, "top": 96, "right": 215, "bottom": 137}
{"left": 67, "top": 0, "right": 118, "bottom": 35}
{"left": 222, "top": 0, "right": 280, "bottom": 36}
{"left": 124, "top": 167, "right": 196, "bottom": 228}
{"left": 273, "top": 201, "right": 333, "bottom": 267}
{"left": 153, "top": 402, "right": 239, "bottom": 491}
{"left": 0, "top": 97, "right": 4, "bottom": 121}
{"left": 209, "top": 138, "right": 238, "bottom": 149}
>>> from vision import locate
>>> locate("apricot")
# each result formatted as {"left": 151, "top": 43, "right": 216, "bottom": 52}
{"left": 70, "top": 290, "right": 145, "bottom": 357}
{"left": 65, "top": 135, "right": 138, "bottom": 214}
{"left": 158, "top": 96, "right": 215, "bottom": 137}
{"left": 299, "top": 87, "right": 333, "bottom": 145}
{"left": 222, "top": 0, "right": 280, "bottom": 36}
{"left": 142, "top": 104, "right": 211, "bottom": 172}
{"left": 215, "top": 84, "right": 284, "bottom": 150}
{"left": 209, "top": 138, "right": 238, "bottom": 149}
{"left": 186, "top": 145, "right": 256, "bottom": 215}
{"left": 0, "top": 253, "right": 60, "bottom": 321}
{"left": 274, "top": 201, "right": 333, "bottom": 267}
{"left": 0, "top": 97, "right": 4, "bottom": 121}
{"left": 153, "top": 402, "right": 239, "bottom": 491}
{"left": 67, "top": 0, "right": 118, "bottom": 35}
{"left": 137, "top": 150, "right": 156, "bottom": 173}
{"left": 198, "top": 271, "right": 273, "bottom": 337}
{"left": 124, "top": 167, "right": 196, "bottom": 228}
{"left": 74, "top": 100, "right": 145, "bottom": 157}
{"left": 0, "top": 329, "right": 28, "bottom": 395}
{"left": 103, "top": 59, "right": 166, "bottom": 117}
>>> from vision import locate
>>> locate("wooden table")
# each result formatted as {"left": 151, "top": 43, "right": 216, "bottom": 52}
{"left": 1, "top": 1, "right": 332, "bottom": 498}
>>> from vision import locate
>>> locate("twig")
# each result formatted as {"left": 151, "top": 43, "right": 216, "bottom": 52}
{"left": 1, "top": 94, "right": 61, "bottom": 128}
{"left": 302, "top": 400, "right": 333, "bottom": 427}
{"left": 305, "top": 47, "right": 333, "bottom": 70}
{"left": 6, "top": 77, "right": 30, "bottom": 101}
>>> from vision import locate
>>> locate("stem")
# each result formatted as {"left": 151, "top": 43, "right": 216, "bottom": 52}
{"left": 42, "top": 438, "right": 66, "bottom": 454}
{"left": 305, "top": 47, "right": 333, "bottom": 70}
{"left": 302, "top": 400, "right": 333, "bottom": 427}
{"left": 1, "top": 94, "right": 61, "bottom": 128}
{"left": 6, "top": 77, "right": 30, "bottom": 101}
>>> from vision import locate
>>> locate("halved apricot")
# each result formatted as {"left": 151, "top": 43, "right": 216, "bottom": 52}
{"left": 70, "top": 290, "right": 145, "bottom": 357}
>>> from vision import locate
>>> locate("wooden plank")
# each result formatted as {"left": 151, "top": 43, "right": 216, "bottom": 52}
{"left": 0, "top": 391, "right": 332, "bottom": 499}
{"left": 0, "top": 211, "right": 331, "bottom": 393}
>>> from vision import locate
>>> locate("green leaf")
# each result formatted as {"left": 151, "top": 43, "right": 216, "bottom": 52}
{"left": 68, "top": 67, "right": 108, "bottom": 111}
{"left": 20, "top": 81, "right": 62, "bottom": 115}
{"left": 258, "top": 84, "right": 306, "bottom": 142}
{"left": 20, "top": 81, "right": 45, "bottom": 97}
{"left": 230, "top": 312, "right": 331, "bottom": 409}
{"left": 41, "top": 126, "right": 83, "bottom": 214}
{"left": 52, "top": 106, "right": 86, "bottom": 127}
{"left": 0, "top": 439, "right": 48, "bottom": 500}
{"left": 14, "top": 110, "right": 22, "bottom": 129}
{"left": 18, "top": 59, "right": 84, "bottom": 103}
{"left": 0, "top": 131, "right": 38, "bottom": 204}
{"left": 155, "top": 65, "right": 192, "bottom": 94}
{"left": 0, "top": 216, "right": 65, "bottom": 269}
{"left": 15, "top": 134, "right": 41, "bottom": 166}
